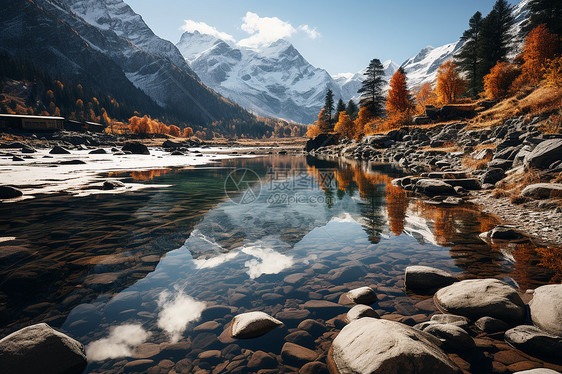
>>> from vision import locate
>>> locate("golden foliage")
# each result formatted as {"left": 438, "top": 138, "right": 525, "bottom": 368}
{"left": 182, "top": 127, "right": 194, "bottom": 138}
{"left": 354, "top": 106, "right": 374, "bottom": 139}
{"left": 435, "top": 61, "right": 466, "bottom": 105}
{"left": 415, "top": 83, "right": 438, "bottom": 113}
{"left": 521, "top": 24, "right": 559, "bottom": 86}
{"left": 334, "top": 112, "right": 355, "bottom": 139}
{"left": 386, "top": 70, "right": 413, "bottom": 114}
{"left": 169, "top": 125, "right": 181, "bottom": 137}
{"left": 317, "top": 108, "right": 331, "bottom": 134}
{"left": 544, "top": 56, "right": 562, "bottom": 88}
{"left": 306, "top": 124, "right": 321, "bottom": 138}
{"left": 484, "top": 61, "right": 521, "bottom": 100}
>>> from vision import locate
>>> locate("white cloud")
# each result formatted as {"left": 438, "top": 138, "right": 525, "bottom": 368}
{"left": 242, "top": 245, "right": 294, "bottom": 279}
{"left": 298, "top": 25, "right": 321, "bottom": 39}
{"left": 157, "top": 290, "right": 206, "bottom": 343}
{"left": 238, "top": 12, "right": 320, "bottom": 48}
{"left": 86, "top": 324, "right": 150, "bottom": 361}
{"left": 180, "top": 20, "right": 235, "bottom": 43}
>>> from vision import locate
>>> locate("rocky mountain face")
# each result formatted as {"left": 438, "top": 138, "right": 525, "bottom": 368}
{"left": 177, "top": 32, "right": 344, "bottom": 124}
{"left": 0, "top": 0, "right": 254, "bottom": 126}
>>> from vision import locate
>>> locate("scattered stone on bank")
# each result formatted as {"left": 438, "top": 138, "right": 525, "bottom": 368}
{"left": 59, "top": 159, "right": 86, "bottom": 165}
{"left": 504, "top": 325, "right": 562, "bottom": 363}
{"left": 344, "top": 286, "right": 377, "bottom": 305}
{"left": 479, "top": 225, "right": 528, "bottom": 241}
{"left": 529, "top": 284, "right": 562, "bottom": 337}
{"left": 0, "top": 323, "right": 87, "bottom": 374}
{"left": 329, "top": 318, "right": 461, "bottom": 374}
{"left": 404, "top": 266, "right": 457, "bottom": 291}
{"left": 230, "top": 311, "right": 283, "bottom": 339}
{"left": 422, "top": 323, "right": 475, "bottom": 351}
{"left": 89, "top": 148, "right": 106, "bottom": 154}
{"left": 414, "top": 179, "right": 456, "bottom": 197}
{"left": 475, "top": 316, "right": 510, "bottom": 333}
{"left": 12, "top": 156, "right": 24, "bottom": 162}
{"left": 434, "top": 278, "right": 526, "bottom": 324}
{"left": 521, "top": 183, "right": 562, "bottom": 200}
{"left": 103, "top": 180, "right": 126, "bottom": 190}
{"left": 480, "top": 168, "right": 506, "bottom": 185}
{"left": 345, "top": 305, "right": 380, "bottom": 323}
{"left": 523, "top": 139, "right": 562, "bottom": 170}
{"left": 122, "top": 141, "right": 150, "bottom": 155}
{"left": 0, "top": 186, "right": 23, "bottom": 199}
{"left": 49, "top": 145, "right": 71, "bottom": 154}
{"left": 299, "top": 361, "right": 330, "bottom": 374}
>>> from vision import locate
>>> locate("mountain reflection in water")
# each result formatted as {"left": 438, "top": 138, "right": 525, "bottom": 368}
{"left": 0, "top": 155, "right": 559, "bottom": 373}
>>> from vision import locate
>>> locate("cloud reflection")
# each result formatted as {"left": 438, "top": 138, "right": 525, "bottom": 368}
{"left": 86, "top": 324, "right": 149, "bottom": 361}
{"left": 193, "top": 251, "right": 240, "bottom": 269}
{"left": 157, "top": 290, "right": 206, "bottom": 342}
{"left": 242, "top": 246, "right": 294, "bottom": 279}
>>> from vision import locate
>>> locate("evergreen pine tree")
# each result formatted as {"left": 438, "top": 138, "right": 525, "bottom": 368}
{"left": 524, "top": 0, "right": 562, "bottom": 37}
{"left": 478, "top": 0, "right": 515, "bottom": 80}
{"left": 335, "top": 98, "right": 346, "bottom": 118}
{"left": 357, "top": 59, "right": 385, "bottom": 117}
{"left": 324, "top": 88, "right": 335, "bottom": 124}
{"left": 455, "top": 11, "right": 483, "bottom": 97}
{"left": 346, "top": 100, "right": 358, "bottom": 120}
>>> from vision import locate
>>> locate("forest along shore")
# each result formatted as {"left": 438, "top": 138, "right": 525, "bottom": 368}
{"left": 306, "top": 114, "right": 562, "bottom": 246}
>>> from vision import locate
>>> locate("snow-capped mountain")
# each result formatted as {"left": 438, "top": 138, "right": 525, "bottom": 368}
{"left": 1, "top": 0, "right": 254, "bottom": 127}
{"left": 177, "top": 32, "right": 343, "bottom": 124}
{"left": 333, "top": 60, "right": 400, "bottom": 104}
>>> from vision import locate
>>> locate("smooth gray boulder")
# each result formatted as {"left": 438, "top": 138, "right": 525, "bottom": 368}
{"left": 49, "top": 146, "right": 71, "bottom": 154}
{"left": 422, "top": 323, "right": 475, "bottom": 350}
{"left": 329, "top": 318, "right": 461, "bottom": 374}
{"left": 345, "top": 305, "right": 380, "bottom": 323}
{"left": 505, "top": 325, "right": 562, "bottom": 363}
{"left": 122, "top": 141, "right": 149, "bottom": 155}
{"left": 521, "top": 183, "right": 562, "bottom": 199}
{"left": 0, "top": 323, "right": 87, "bottom": 374}
{"left": 480, "top": 225, "right": 527, "bottom": 241}
{"left": 524, "top": 139, "right": 562, "bottom": 169}
{"left": 475, "top": 316, "right": 510, "bottom": 333}
{"left": 513, "top": 369, "right": 561, "bottom": 374}
{"left": 529, "top": 284, "right": 562, "bottom": 336}
{"left": 414, "top": 179, "right": 456, "bottom": 196}
{"left": 230, "top": 311, "right": 283, "bottom": 339}
{"left": 345, "top": 286, "right": 377, "bottom": 305}
{"left": 430, "top": 314, "right": 470, "bottom": 330}
{"left": 480, "top": 168, "right": 506, "bottom": 185}
{"left": 434, "top": 279, "right": 526, "bottom": 324}
{"left": 405, "top": 266, "right": 457, "bottom": 291}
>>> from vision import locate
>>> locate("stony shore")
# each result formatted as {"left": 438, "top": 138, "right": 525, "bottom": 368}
{"left": 307, "top": 115, "right": 562, "bottom": 246}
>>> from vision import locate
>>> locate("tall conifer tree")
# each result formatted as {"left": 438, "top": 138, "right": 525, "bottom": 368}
{"left": 358, "top": 59, "right": 385, "bottom": 117}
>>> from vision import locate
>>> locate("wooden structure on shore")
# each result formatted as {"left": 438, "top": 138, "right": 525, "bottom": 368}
{"left": 0, "top": 114, "right": 64, "bottom": 131}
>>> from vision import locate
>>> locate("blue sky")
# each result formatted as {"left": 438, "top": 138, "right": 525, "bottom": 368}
{"left": 126, "top": 0, "right": 521, "bottom": 75}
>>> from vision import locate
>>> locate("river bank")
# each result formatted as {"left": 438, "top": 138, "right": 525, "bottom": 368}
{"left": 306, "top": 115, "right": 562, "bottom": 246}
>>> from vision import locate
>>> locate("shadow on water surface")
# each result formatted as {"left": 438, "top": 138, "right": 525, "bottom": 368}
{"left": 0, "top": 154, "right": 560, "bottom": 372}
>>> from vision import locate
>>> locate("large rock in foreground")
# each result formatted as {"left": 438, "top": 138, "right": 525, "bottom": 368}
{"left": 521, "top": 183, "right": 562, "bottom": 200}
{"left": 0, "top": 186, "right": 23, "bottom": 199}
{"left": 230, "top": 311, "right": 283, "bottom": 339}
{"left": 434, "top": 279, "right": 526, "bottom": 324}
{"left": 523, "top": 139, "right": 562, "bottom": 170}
{"left": 0, "top": 323, "right": 87, "bottom": 374}
{"left": 329, "top": 318, "right": 461, "bottom": 374}
{"left": 122, "top": 141, "right": 150, "bottom": 155}
{"left": 529, "top": 284, "right": 562, "bottom": 336}
{"left": 405, "top": 266, "right": 457, "bottom": 291}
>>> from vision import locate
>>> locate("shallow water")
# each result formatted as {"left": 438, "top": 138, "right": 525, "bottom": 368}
{"left": 0, "top": 154, "right": 559, "bottom": 373}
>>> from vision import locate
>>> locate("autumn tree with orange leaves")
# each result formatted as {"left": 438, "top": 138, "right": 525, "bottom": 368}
{"left": 520, "top": 24, "right": 559, "bottom": 85}
{"left": 386, "top": 69, "right": 413, "bottom": 114}
{"left": 169, "top": 125, "right": 181, "bottom": 137}
{"left": 415, "top": 83, "right": 438, "bottom": 113}
{"left": 317, "top": 108, "right": 331, "bottom": 134}
{"left": 306, "top": 124, "right": 321, "bottom": 138}
{"left": 483, "top": 61, "right": 521, "bottom": 99}
{"left": 182, "top": 127, "right": 194, "bottom": 138}
{"left": 334, "top": 112, "right": 355, "bottom": 139}
{"left": 354, "top": 106, "right": 373, "bottom": 138}
{"left": 435, "top": 61, "right": 466, "bottom": 104}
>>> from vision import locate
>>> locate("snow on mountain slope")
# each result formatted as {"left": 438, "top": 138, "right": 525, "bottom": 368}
{"left": 61, "top": 0, "right": 195, "bottom": 76}
{"left": 400, "top": 41, "right": 463, "bottom": 89}
{"left": 334, "top": 60, "right": 399, "bottom": 104}
{"left": 178, "top": 32, "right": 342, "bottom": 123}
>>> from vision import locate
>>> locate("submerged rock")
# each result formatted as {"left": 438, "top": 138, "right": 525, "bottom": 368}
{"left": 529, "top": 284, "right": 562, "bottom": 336}
{"left": 281, "top": 342, "right": 318, "bottom": 366}
{"left": 405, "top": 266, "right": 457, "bottom": 291}
{"left": 475, "top": 316, "right": 510, "bottom": 333}
{"left": 329, "top": 319, "right": 461, "bottom": 374}
{"left": 230, "top": 311, "right": 283, "bottom": 339}
{"left": 434, "top": 279, "right": 526, "bottom": 324}
{"left": 345, "top": 286, "right": 377, "bottom": 305}
{"left": 422, "top": 323, "right": 475, "bottom": 351}
{"left": 0, "top": 323, "right": 87, "bottom": 374}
